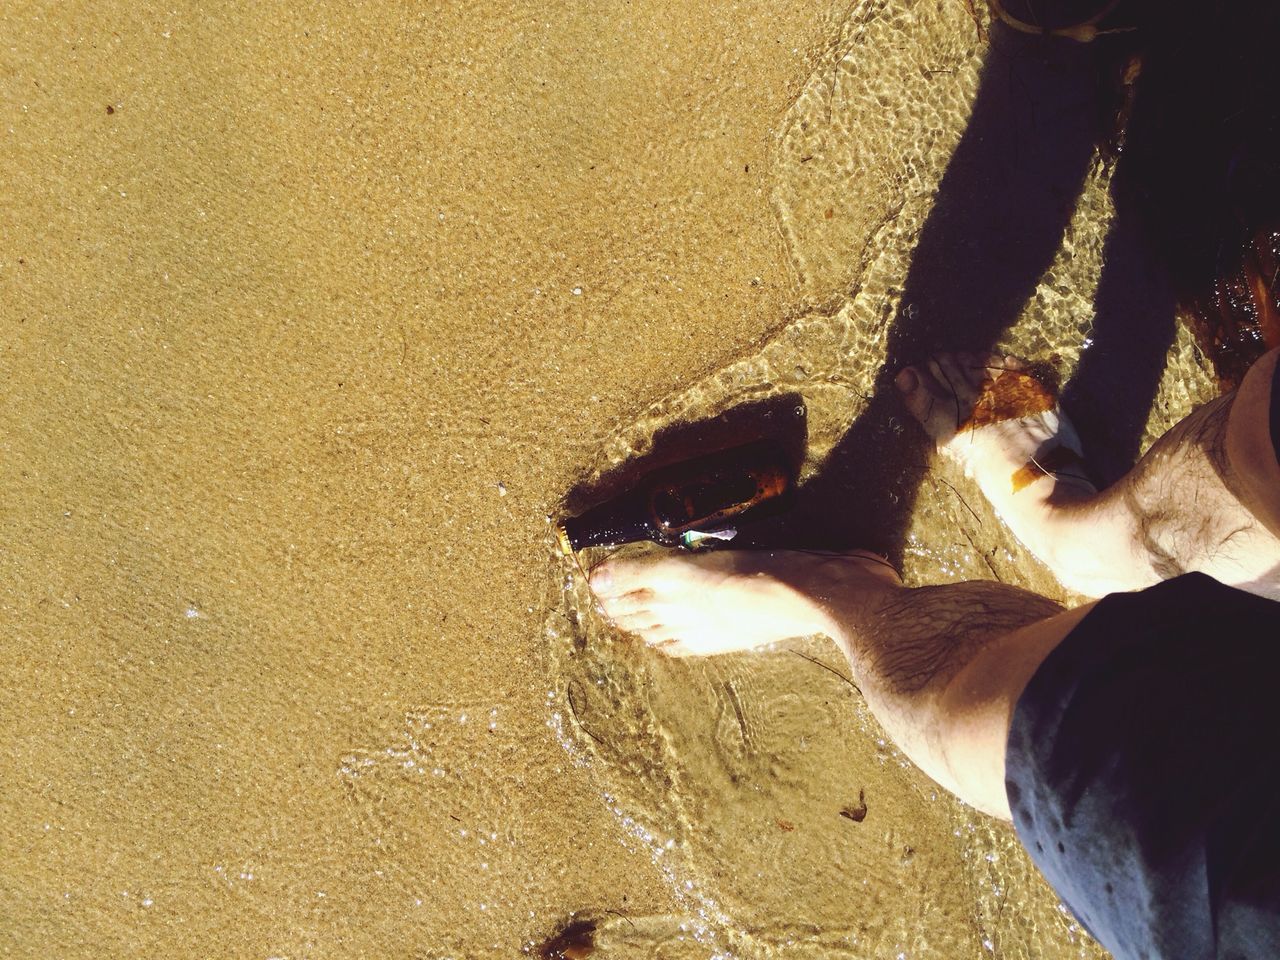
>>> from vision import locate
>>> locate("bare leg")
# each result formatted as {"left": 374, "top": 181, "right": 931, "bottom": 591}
{"left": 590, "top": 548, "right": 1081, "bottom": 818}
{"left": 585, "top": 350, "right": 1279, "bottom": 819}
{"left": 896, "top": 348, "right": 1280, "bottom": 598}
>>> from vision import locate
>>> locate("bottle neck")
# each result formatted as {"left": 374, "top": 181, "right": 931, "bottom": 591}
{"left": 560, "top": 490, "right": 659, "bottom": 550}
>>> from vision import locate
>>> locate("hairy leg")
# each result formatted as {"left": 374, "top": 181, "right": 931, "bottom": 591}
{"left": 830, "top": 577, "right": 1071, "bottom": 818}
{"left": 1224, "top": 346, "right": 1280, "bottom": 558}
{"left": 590, "top": 548, "right": 1076, "bottom": 818}
{"left": 1056, "top": 347, "right": 1280, "bottom": 596}
{"left": 897, "top": 349, "right": 1280, "bottom": 598}
{"left": 1087, "top": 381, "right": 1279, "bottom": 594}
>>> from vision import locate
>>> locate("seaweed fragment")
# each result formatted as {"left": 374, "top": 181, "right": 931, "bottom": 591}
{"left": 840, "top": 788, "right": 869, "bottom": 823}
{"left": 1188, "top": 226, "right": 1280, "bottom": 390}
{"left": 535, "top": 917, "right": 597, "bottom": 960}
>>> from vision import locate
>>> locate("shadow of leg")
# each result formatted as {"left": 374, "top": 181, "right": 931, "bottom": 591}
{"left": 750, "top": 25, "right": 1112, "bottom": 559}
{"left": 885, "top": 24, "right": 1109, "bottom": 364}
{"left": 1060, "top": 178, "right": 1177, "bottom": 486}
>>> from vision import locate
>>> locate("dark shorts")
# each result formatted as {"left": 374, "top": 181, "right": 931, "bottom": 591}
{"left": 1006, "top": 573, "right": 1280, "bottom": 960}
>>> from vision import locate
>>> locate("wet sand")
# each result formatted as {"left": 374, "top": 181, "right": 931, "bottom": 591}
{"left": 1, "top": 1, "right": 860, "bottom": 955}
{"left": 2, "top": 1, "right": 1214, "bottom": 958}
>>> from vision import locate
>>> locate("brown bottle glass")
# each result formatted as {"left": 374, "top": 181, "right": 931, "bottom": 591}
{"left": 558, "top": 439, "right": 795, "bottom": 552}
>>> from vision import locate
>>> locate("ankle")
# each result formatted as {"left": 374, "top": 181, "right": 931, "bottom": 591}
{"left": 786, "top": 554, "right": 905, "bottom": 649}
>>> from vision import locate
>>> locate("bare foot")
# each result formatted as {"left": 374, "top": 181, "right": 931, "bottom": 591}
{"left": 896, "top": 351, "right": 1280, "bottom": 599}
{"left": 896, "top": 353, "right": 1096, "bottom": 502}
{"left": 589, "top": 549, "right": 900, "bottom": 657}
{"left": 895, "top": 353, "right": 1115, "bottom": 592}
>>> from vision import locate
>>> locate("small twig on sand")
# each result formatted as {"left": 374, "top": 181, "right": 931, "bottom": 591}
{"left": 961, "top": 0, "right": 989, "bottom": 41}
{"left": 567, "top": 683, "right": 608, "bottom": 747}
{"left": 789, "top": 649, "right": 862, "bottom": 695}
{"left": 935, "top": 475, "right": 983, "bottom": 525}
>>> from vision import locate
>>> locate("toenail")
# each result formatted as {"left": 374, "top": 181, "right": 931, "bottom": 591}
{"left": 895, "top": 368, "right": 918, "bottom": 393}
{"left": 589, "top": 566, "right": 612, "bottom": 593}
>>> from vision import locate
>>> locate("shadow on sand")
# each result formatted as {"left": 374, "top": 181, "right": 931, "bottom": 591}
{"left": 567, "top": 0, "right": 1280, "bottom": 566}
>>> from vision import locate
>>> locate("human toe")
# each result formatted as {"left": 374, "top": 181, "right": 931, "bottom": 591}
{"left": 929, "top": 353, "right": 983, "bottom": 401}
{"left": 588, "top": 562, "right": 614, "bottom": 596}
{"left": 894, "top": 365, "right": 920, "bottom": 395}
{"left": 960, "top": 351, "right": 1000, "bottom": 387}
{"left": 896, "top": 361, "right": 961, "bottom": 437}
{"left": 589, "top": 557, "right": 649, "bottom": 598}
{"left": 594, "top": 590, "right": 654, "bottom": 630}
{"left": 894, "top": 362, "right": 950, "bottom": 406}
{"left": 602, "top": 588, "right": 656, "bottom": 617}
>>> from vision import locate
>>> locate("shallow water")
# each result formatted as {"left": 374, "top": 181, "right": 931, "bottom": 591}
{"left": 3, "top": 0, "right": 1219, "bottom": 957}
{"left": 547, "top": 1, "right": 1217, "bottom": 957}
